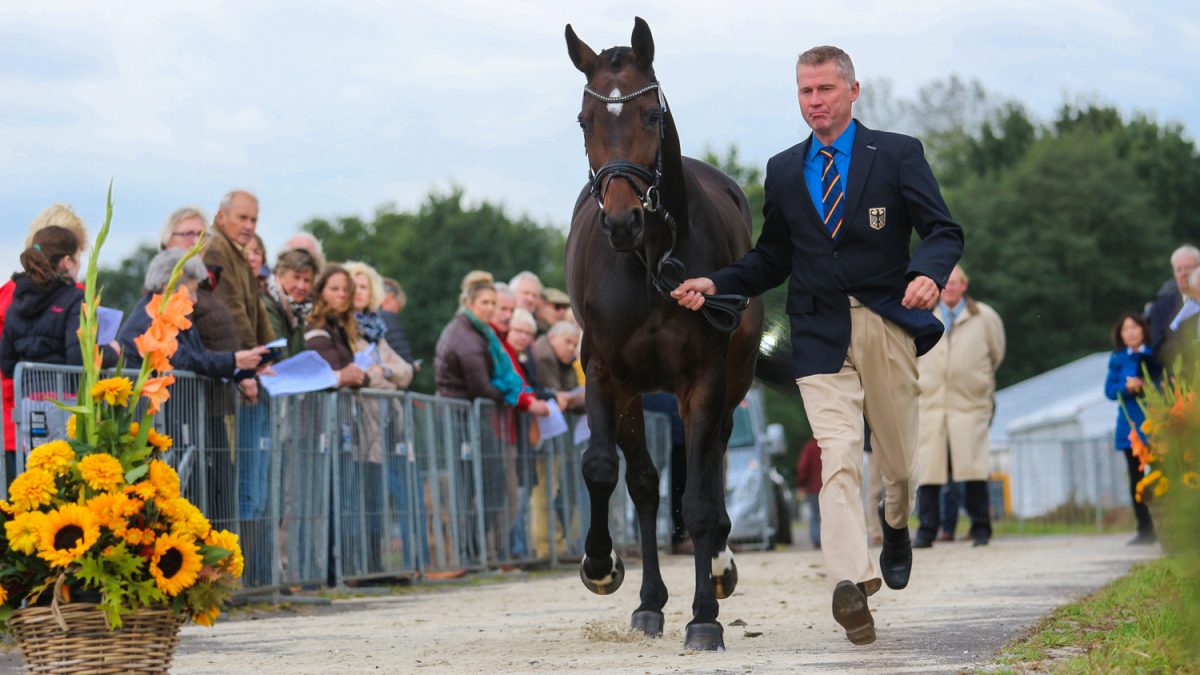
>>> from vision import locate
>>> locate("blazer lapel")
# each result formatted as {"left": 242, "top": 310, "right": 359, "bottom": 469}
{"left": 791, "top": 135, "right": 825, "bottom": 234}
{"left": 842, "top": 120, "right": 877, "bottom": 237}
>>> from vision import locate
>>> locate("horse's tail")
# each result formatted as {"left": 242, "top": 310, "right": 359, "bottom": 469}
{"left": 754, "top": 315, "right": 798, "bottom": 394}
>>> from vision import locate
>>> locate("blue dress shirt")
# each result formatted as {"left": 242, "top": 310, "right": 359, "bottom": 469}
{"left": 804, "top": 120, "right": 857, "bottom": 220}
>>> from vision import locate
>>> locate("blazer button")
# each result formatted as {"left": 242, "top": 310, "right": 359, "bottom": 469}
{"left": 832, "top": 251, "right": 839, "bottom": 258}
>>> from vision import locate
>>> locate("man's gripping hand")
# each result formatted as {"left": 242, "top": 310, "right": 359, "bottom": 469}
{"left": 902, "top": 275, "right": 940, "bottom": 310}
{"left": 671, "top": 277, "right": 715, "bottom": 311}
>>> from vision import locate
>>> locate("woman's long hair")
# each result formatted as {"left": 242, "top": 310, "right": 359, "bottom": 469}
{"left": 19, "top": 226, "right": 78, "bottom": 288}
{"left": 308, "top": 263, "right": 360, "bottom": 345}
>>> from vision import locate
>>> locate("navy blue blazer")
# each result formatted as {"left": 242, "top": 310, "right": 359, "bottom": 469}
{"left": 710, "top": 122, "right": 964, "bottom": 378}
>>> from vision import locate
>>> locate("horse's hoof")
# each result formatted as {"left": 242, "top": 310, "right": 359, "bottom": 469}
{"left": 630, "top": 609, "right": 664, "bottom": 637}
{"left": 683, "top": 622, "right": 725, "bottom": 651}
{"left": 712, "top": 551, "right": 738, "bottom": 599}
{"left": 579, "top": 551, "right": 624, "bottom": 595}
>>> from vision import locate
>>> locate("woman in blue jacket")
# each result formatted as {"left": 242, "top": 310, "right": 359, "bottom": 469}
{"left": 1103, "top": 312, "right": 1161, "bottom": 545}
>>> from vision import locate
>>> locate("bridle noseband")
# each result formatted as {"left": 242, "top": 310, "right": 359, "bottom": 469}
{"left": 580, "top": 80, "right": 749, "bottom": 333}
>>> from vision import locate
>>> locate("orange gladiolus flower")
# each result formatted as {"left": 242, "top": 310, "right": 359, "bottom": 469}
{"left": 141, "top": 374, "right": 175, "bottom": 414}
{"left": 134, "top": 321, "right": 178, "bottom": 373}
{"left": 145, "top": 288, "right": 194, "bottom": 332}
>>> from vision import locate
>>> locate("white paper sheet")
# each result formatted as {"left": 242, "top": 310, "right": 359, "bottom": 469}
{"left": 536, "top": 399, "right": 568, "bottom": 440}
{"left": 96, "top": 306, "right": 123, "bottom": 345}
{"left": 259, "top": 350, "right": 338, "bottom": 396}
{"left": 353, "top": 343, "right": 378, "bottom": 371}
{"left": 572, "top": 414, "right": 591, "bottom": 445}
{"left": 263, "top": 337, "right": 288, "bottom": 349}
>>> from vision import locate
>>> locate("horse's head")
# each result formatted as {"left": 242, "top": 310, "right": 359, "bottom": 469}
{"left": 566, "top": 17, "right": 663, "bottom": 252}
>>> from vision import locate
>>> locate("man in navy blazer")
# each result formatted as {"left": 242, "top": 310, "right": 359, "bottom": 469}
{"left": 674, "top": 45, "right": 963, "bottom": 645}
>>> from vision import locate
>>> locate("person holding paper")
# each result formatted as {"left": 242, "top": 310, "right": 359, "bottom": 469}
{"left": 263, "top": 248, "right": 319, "bottom": 358}
{"left": 116, "top": 250, "right": 267, "bottom": 378}
{"left": 533, "top": 321, "right": 585, "bottom": 413}
{"left": 303, "top": 265, "right": 367, "bottom": 389}
{"left": 344, "top": 261, "right": 413, "bottom": 391}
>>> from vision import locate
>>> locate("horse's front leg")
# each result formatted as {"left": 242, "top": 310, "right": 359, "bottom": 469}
{"left": 579, "top": 362, "right": 624, "bottom": 595}
{"left": 681, "top": 374, "right": 732, "bottom": 651}
{"left": 615, "top": 398, "right": 668, "bottom": 636}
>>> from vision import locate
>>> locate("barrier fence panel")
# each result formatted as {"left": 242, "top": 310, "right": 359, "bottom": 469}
{"left": 271, "top": 391, "right": 333, "bottom": 591}
{"left": 474, "top": 401, "right": 545, "bottom": 568}
{"left": 334, "top": 390, "right": 421, "bottom": 583}
{"left": 1009, "top": 434, "right": 1133, "bottom": 532}
{"left": 407, "top": 393, "right": 484, "bottom": 572}
{"left": 12, "top": 363, "right": 84, "bottom": 481}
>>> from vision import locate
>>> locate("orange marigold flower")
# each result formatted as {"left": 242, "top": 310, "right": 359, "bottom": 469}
{"left": 126, "top": 481, "right": 157, "bottom": 501}
{"left": 149, "top": 460, "right": 181, "bottom": 500}
{"left": 192, "top": 605, "right": 220, "bottom": 627}
{"left": 9, "top": 469, "right": 57, "bottom": 512}
{"left": 205, "top": 528, "right": 244, "bottom": 578}
{"left": 128, "top": 421, "right": 139, "bottom": 437}
{"left": 141, "top": 374, "right": 175, "bottom": 414}
{"left": 78, "top": 453, "right": 126, "bottom": 492}
{"left": 27, "top": 440, "right": 75, "bottom": 476}
{"left": 67, "top": 415, "right": 77, "bottom": 439}
{"left": 147, "top": 428, "right": 173, "bottom": 453}
{"left": 124, "top": 527, "right": 156, "bottom": 547}
{"left": 91, "top": 377, "right": 134, "bottom": 407}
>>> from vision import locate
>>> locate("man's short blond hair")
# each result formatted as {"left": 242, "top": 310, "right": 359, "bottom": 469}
{"left": 26, "top": 204, "right": 88, "bottom": 252}
{"left": 796, "top": 46, "right": 856, "bottom": 85}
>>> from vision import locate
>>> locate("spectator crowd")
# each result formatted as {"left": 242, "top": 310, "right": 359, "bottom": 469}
{"left": 0, "top": 192, "right": 587, "bottom": 578}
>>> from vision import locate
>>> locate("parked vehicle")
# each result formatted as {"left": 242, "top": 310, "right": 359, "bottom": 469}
{"left": 725, "top": 387, "right": 792, "bottom": 547}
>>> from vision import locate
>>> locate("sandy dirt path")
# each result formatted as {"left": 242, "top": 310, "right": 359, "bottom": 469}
{"left": 0, "top": 533, "right": 1157, "bottom": 673}
{"left": 160, "top": 534, "right": 1157, "bottom": 674}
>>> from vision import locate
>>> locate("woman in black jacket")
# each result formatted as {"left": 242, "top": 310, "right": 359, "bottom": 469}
{"left": 0, "top": 226, "right": 120, "bottom": 378}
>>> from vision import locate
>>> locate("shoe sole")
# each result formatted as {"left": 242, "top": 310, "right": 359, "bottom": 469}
{"left": 832, "top": 583, "right": 876, "bottom": 645}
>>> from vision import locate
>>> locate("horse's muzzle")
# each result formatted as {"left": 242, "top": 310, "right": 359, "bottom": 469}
{"left": 602, "top": 208, "right": 644, "bottom": 251}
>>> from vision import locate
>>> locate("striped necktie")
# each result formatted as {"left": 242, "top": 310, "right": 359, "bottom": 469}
{"left": 819, "top": 146, "right": 844, "bottom": 238}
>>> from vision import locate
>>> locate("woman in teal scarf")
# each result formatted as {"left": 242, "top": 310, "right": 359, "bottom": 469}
{"left": 434, "top": 270, "right": 527, "bottom": 404}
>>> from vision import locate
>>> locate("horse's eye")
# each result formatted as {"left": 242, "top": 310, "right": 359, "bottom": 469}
{"left": 578, "top": 117, "right": 590, "bottom": 133}
{"left": 645, "top": 108, "right": 663, "bottom": 127}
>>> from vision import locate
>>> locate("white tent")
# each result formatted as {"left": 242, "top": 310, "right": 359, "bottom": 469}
{"left": 990, "top": 352, "right": 1129, "bottom": 518}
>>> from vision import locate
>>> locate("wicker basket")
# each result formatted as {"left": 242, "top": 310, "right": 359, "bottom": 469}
{"left": 9, "top": 600, "right": 182, "bottom": 674}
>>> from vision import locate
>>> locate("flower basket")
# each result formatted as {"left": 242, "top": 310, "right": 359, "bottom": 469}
{"left": 10, "top": 600, "right": 182, "bottom": 674}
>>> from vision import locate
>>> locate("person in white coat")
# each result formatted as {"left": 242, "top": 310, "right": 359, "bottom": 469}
{"left": 914, "top": 265, "right": 1005, "bottom": 547}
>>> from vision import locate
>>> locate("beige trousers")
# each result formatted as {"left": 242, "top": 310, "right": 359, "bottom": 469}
{"left": 796, "top": 304, "right": 919, "bottom": 587}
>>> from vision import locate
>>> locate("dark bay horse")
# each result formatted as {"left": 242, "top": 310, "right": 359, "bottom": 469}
{"left": 565, "top": 17, "right": 765, "bottom": 651}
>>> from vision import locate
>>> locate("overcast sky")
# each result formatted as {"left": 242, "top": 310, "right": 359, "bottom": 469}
{"left": 2, "top": 1, "right": 1197, "bottom": 281}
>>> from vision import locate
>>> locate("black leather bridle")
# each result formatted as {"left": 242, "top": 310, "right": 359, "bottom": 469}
{"left": 580, "top": 81, "right": 749, "bottom": 333}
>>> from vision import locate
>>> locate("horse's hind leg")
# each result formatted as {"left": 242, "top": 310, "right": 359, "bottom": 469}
{"left": 616, "top": 400, "right": 668, "bottom": 636}
{"left": 579, "top": 364, "right": 625, "bottom": 595}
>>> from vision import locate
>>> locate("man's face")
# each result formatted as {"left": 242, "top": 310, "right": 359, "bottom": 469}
{"left": 512, "top": 279, "right": 542, "bottom": 312}
{"left": 1174, "top": 253, "right": 1199, "bottom": 293}
{"left": 941, "top": 268, "right": 968, "bottom": 307}
{"left": 549, "top": 331, "right": 579, "bottom": 364}
{"left": 493, "top": 294, "right": 515, "bottom": 331}
{"left": 216, "top": 194, "right": 259, "bottom": 247}
{"left": 380, "top": 293, "right": 402, "bottom": 314}
{"left": 796, "top": 61, "right": 859, "bottom": 143}
{"left": 278, "top": 269, "right": 314, "bottom": 303}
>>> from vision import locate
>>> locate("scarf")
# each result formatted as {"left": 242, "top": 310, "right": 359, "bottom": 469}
{"left": 356, "top": 310, "right": 389, "bottom": 344}
{"left": 266, "top": 274, "right": 312, "bottom": 329}
{"left": 463, "top": 308, "right": 526, "bottom": 406}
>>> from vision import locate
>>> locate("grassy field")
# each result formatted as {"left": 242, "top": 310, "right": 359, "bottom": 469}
{"left": 985, "top": 554, "right": 1199, "bottom": 673}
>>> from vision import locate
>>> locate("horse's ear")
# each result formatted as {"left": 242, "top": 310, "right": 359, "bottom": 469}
{"left": 565, "top": 24, "right": 597, "bottom": 75}
{"left": 631, "top": 17, "right": 654, "bottom": 70}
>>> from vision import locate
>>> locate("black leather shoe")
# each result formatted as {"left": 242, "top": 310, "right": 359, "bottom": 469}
{"left": 832, "top": 580, "right": 876, "bottom": 645}
{"left": 878, "top": 500, "right": 912, "bottom": 590}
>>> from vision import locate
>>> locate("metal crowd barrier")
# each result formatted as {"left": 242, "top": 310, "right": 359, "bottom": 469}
{"left": 1008, "top": 434, "right": 1132, "bottom": 532}
{"left": 9, "top": 362, "right": 677, "bottom": 592}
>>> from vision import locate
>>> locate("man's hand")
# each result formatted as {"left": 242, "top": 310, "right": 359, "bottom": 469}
{"left": 238, "top": 377, "right": 259, "bottom": 404}
{"left": 528, "top": 399, "right": 550, "bottom": 417}
{"left": 235, "top": 346, "right": 268, "bottom": 370}
{"left": 670, "top": 277, "right": 716, "bottom": 311}
{"left": 902, "top": 275, "right": 940, "bottom": 310}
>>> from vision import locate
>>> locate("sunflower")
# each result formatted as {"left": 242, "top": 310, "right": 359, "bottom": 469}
{"left": 9, "top": 469, "right": 57, "bottom": 512}
{"left": 149, "top": 532, "right": 202, "bottom": 596}
{"left": 146, "top": 428, "right": 173, "bottom": 453}
{"left": 0, "top": 584, "right": 8, "bottom": 606}
{"left": 78, "top": 453, "right": 125, "bottom": 492}
{"left": 91, "top": 376, "right": 133, "bottom": 407}
{"left": 27, "top": 440, "right": 75, "bottom": 476}
{"left": 87, "top": 492, "right": 140, "bottom": 536}
{"left": 1184, "top": 471, "right": 1200, "bottom": 490}
{"left": 204, "top": 528, "right": 244, "bottom": 578}
{"left": 37, "top": 504, "right": 101, "bottom": 568}
{"left": 5, "top": 511, "right": 48, "bottom": 554}
{"left": 148, "top": 460, "right": 180, "bottom": 500}
{"left": 1154, "top": 476, "right": 1170, "bottom": 497}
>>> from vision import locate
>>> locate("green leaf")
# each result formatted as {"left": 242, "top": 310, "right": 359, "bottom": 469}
{"left": 200, "top": 545, "right": 232, "bottom": 566}
{"left": 125, "top": 463, "right": 149, "bottom": 483}
{"left": 49, "top": 401, "right": 93, "bottom": 415}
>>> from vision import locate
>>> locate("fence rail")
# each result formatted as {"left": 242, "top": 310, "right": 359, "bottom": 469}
{"left": 5, "top": 362, "right": 681, "bottom": 593}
